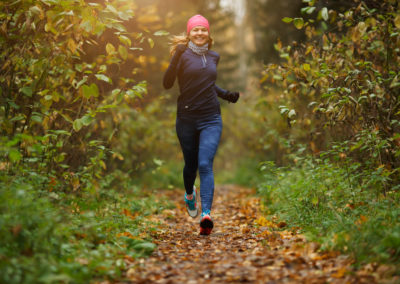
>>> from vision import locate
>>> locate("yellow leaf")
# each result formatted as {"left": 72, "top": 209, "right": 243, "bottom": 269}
{"left": 394, "top": 14, "right": 400, "bottom": 29}
{"left": 276, "top": 40, "right": 282, "bottom": 50}
{"left": 118, "top": 45, "right": 128, "bottom": 60}
{"left": 305, "top": 45, "right": 313, "bottom": 55}
{"left": 357, "top": 21, "right": 367, "bottom": 34}
{"left": 100, "top": 160, "right": 107, "bottom": 170}
{"left": 106, "top": 43, "right": 115, "bottom": 55}
{"left": 67, "top": 39, "right": 76, "bottom": 53}
{"left": 293, "top": 18, "right": 304, "bottom": 29}
{"left": 332, "top": 267, "right": 347, "bottom": 278}
{"left": 72, "top": 177, "right": 80, "bottom": 191}
{"left": 255, "top": 216, "right": 276, "bottom": 227}
{"left": 112, "top": 152, "right": 124, "bottom": 160}
{"left": 303, "top": 63, "right": 311, "bottom": 71}
{"left": 322, "top": 34, "right": 329, "bottom": 48}
{"left": 148, "top": 38, "right": 154, "bottom": 48}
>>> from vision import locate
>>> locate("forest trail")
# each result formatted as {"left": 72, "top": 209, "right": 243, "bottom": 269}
{"left": 123, "top": 185, "right": 375, "bottom": 283}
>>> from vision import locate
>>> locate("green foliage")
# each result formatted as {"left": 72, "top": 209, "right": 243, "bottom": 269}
{"left": 217, "top": 157, "right": 264, "bottom": 187}
{"left": 136, "top": 159, "right": 183, "bottom": 190}
{"left": 246, "top": 0, "right": 307, "bottom": 63}
{"left": 262, "top": 0, "right": 400, "bottom": 189}
{"left": 256, "top": 0, "right": 400, "bottom": 269}
{"left": 258, "top": 155, "right": 400, "bottom": 267}
{"left": 0, "top": 0, "right": 156, "bottom": 190}
{"left": 0, "top": 0, "right": 244, "bottom": 191}
{"left": 0, "top": 169, "right": 171, "bottom": 283}
{"left": 106, "top": 92, "right": 179, "bottom": 174}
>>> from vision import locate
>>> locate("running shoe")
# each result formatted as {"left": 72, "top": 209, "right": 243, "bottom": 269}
{"left": 200, "top": 210, "right": 213, "bottom": 235}
{"left": 184, "top": 186, "right": 198, "bottom": 218}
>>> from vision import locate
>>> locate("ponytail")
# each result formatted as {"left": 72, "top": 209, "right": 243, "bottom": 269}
{"left": 169, "top": 34, "right": 189, "bottom": 57}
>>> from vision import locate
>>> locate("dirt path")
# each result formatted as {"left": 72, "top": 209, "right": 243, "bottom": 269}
{"left": 123, "top": 185, "right": 376, "bottom": 283}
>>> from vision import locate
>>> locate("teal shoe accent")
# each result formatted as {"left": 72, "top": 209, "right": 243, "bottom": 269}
{"left": 184, "top": 186, "right": 198, "bottom": 218}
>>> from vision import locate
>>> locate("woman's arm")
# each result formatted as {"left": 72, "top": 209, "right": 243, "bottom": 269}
{"left": 215, "top": 85, "right": 240, "bottom": 103}
{"left": 214, "top": 55, "right": 239, "bottom": 103}
{"left": 163, "top": 45, "right": 186, "bottom": 89}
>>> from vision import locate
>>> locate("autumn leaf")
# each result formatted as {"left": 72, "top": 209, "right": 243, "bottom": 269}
{"left": 303, "top": 63, "right": 310, "bottom": 71}
{"left": 153, "top": 30, "right": 169, "bottom": 36}
{"left": 255, "top": 216, "right": 276, "bottom": 227}
{"left": 293, "top": 18, "right": 304, "bottom": 29}
{"left": 123, "top": 186, "right": 370, "bottom": 283}
{"left": 332, "top": 267, "right": 347, "bottom": 278}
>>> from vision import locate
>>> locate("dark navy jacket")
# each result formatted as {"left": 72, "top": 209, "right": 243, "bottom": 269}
{"left": 163, "top": 48, "right": 238, "bottom": 118}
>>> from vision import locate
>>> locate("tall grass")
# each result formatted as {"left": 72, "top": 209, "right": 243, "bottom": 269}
{"left": 0, "top": 169, "right": 172, "bottom": 283}
{"left": 257, "top": 156, "right": 400, "bottom": 267}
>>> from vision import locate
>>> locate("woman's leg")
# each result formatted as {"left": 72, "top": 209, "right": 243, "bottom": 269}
{"left": 197, "top": 115, "right": 222, "bottom": 213}
{"left": 176, "top": 117, "right": 199, "bottom": 195}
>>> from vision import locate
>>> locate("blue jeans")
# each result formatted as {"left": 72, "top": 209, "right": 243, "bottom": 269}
{"left": 176, "top": 114, "right": 222, "bottom": 213}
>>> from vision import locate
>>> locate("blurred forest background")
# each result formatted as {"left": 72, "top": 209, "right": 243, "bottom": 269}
{"left": 0, "top": 0, "right": 320, "bottom": 191}
{"left": 1, "top": 0, "right": 399, "bottom": 282}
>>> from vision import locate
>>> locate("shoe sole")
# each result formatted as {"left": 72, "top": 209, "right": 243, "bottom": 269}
{"left": 200, "top": 227, "right": 212, "bottom": 235}
{"left": 200, "top": 216, "right": 214, "bottom": 229}
{"left": 200, "top": 215, "right": 213, "bottom": 235}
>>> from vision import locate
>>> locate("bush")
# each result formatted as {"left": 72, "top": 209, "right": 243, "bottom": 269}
{"left": 258, "top": 155, "right": 400, "bottom": 267}
{"left": 0, "top": 170, "right": 171, "bottom": 283}
{"left": 261, "top": 0, "right": 400, "bottom": 185}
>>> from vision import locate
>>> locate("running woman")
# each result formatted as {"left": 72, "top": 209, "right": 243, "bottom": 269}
{"left": 163, "top": 14, "right": 240, "bottom": 235}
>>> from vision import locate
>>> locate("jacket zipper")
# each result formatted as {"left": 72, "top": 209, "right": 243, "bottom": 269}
{"left": 201, "top": 54, "right": 207, "bottom": 68}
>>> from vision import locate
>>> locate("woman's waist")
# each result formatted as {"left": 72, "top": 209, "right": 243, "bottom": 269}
{"left": 177, "top": 102, "right": 220, "bottom": 119}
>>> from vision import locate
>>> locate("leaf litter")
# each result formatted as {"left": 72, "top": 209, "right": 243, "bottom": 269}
{"left": 116, "top": 185, "right": 393, "bottom": 283}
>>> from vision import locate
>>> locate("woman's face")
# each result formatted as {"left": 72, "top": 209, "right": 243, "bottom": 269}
{"left": 189, "top": 26, "right": 209, "bottom": 46}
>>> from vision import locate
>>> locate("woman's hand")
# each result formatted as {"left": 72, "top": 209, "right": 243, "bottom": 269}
{"left": 229, "top": 91, "right": 240, "bottom": 103}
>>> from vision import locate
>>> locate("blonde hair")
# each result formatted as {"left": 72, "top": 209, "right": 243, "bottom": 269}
{"left": 169, "top": 33, "right": 213, "bottom": 57}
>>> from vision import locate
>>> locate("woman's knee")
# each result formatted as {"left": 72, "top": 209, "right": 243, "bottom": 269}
{"left": 184, "top": 165, "right": 197, "bottom": 176}
{"left": 198, "top": 160, "right": 212, "bottom": 174}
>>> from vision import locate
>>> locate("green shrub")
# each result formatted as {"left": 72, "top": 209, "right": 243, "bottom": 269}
{"left": 261, "top": 0, "right": 400, "bottom": 185}
{"left": 258, "top": 155, "right": 400, "bottom": 267}
{"left": 0, "top": 171, "right": 169, "bottom": 283}
{"left": 217, "top": 157, "right": 265, "bottom": 187}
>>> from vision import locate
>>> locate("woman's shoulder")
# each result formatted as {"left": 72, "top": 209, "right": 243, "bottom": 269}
{"left": 177, "top": 48, "right": 192, "bottom": 62}
{"left": 207, "top": 50, "right": 219, "bottom": 58}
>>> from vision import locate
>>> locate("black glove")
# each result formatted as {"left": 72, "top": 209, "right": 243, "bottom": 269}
{"left": 228, "top": 91, "right": 240, "bottom": 103}
{"left": 170, "top": 44, "right": 187, "bottom": 66}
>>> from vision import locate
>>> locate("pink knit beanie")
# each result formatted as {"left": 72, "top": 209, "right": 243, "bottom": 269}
{"left": 187, "top": 14, "right": 210, "bottom": 35}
